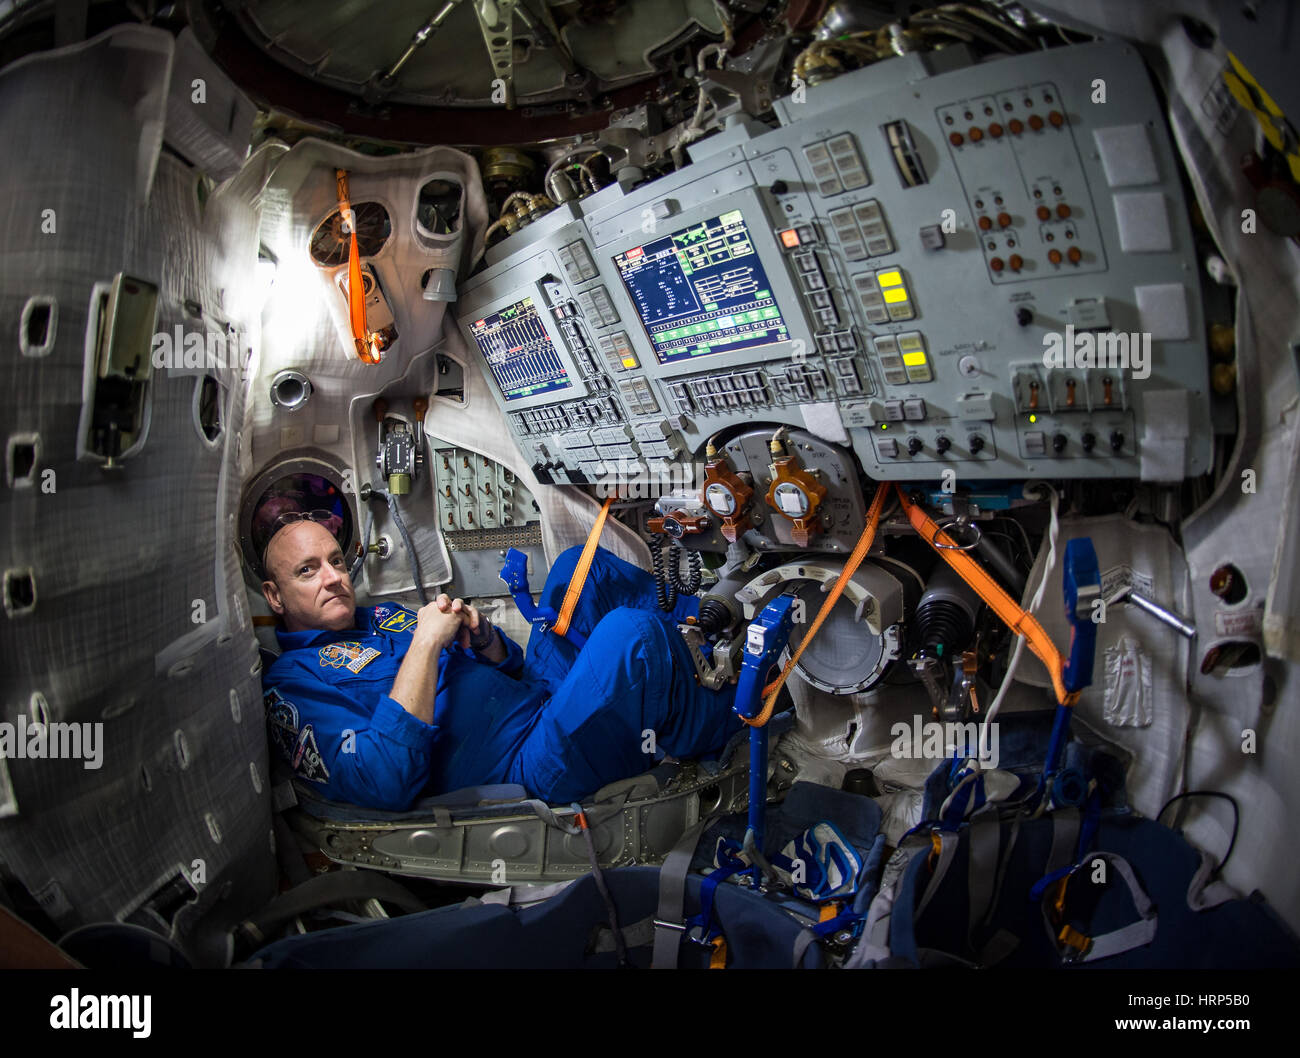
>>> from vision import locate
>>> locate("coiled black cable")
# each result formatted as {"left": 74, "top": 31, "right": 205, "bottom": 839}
{"left": 649, "top": 535, "right": 676, "bottom": 612}
{"left": 649, "top": 537, "right": 702, "bottom": 611}
{"left": 669, "top": 546, "right": 702, "bottom": 595}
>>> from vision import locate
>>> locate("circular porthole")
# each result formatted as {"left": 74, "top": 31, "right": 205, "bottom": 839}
{"left": 239, "top": 456, "right": 356, "bottom": 586}
{"left": 308, "top": 201, "right": 392, "bottom": 267}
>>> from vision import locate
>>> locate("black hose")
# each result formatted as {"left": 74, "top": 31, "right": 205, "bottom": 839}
{"left": 350, "top": 504, "right": 375, "bottom": 583}
{"left": 975, "top": 533, "right": 1027, "bottom": 596}
{"left": 386, "top": 490, "right": 429, "bottom": 605}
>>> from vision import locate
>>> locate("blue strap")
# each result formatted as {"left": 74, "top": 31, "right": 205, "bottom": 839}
{"left": 1036, "top": 702, "right": 1074, "bottom": 808}
{"left": 687, "top": 846, "right": 749, "bottom": 943}
{"left": 1029, "top": 862, "right": 1074, "bottom": 903}
{"left": 1029, "top": 790, "right": 1103, "bottom": 902}
{"left": 812, "top": 908, "right": 863, "bottom": 938}
{"left": 498, "top": 548, "right": 587, "bottom": 649}
{"left": 1061, "top": 538, "right": 1100, "bottom": 694}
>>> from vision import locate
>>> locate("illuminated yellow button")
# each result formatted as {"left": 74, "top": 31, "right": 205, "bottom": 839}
{"left": 622, "top": 355, "right": 639, "bottom": 368}
{"left": 902, "top": 350, "right": 929, "bottom": 366}
{"left": 882, "top": 287, "right": 909, "bottom": 304}
{"left": 876, "top": 270, "right": 904, "bottom": 287}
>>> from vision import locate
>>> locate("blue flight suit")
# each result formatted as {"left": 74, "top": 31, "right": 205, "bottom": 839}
{"left": 262, "top": 545, "right": 741, "bottom": 810}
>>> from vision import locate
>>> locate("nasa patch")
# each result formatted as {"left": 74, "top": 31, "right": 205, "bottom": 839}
{"left": 318, "top": 641, "right": 382, "bottom": 673}
{"left": 377, "top": 607, "right": 419, "bottom": 634}
{"left": 264, "top": 688, "right": 300, "bottom": 762}
{"left": 292, "top": 724, "right": 330, "bottom": 783}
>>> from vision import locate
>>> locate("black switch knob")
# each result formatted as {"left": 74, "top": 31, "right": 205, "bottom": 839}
{"left": 968, "top": 434, "right": 985, "bottom": 453}
{"left": 769, "top": 180, "right": 789, "bottom": 196}
{"left": 907, "top": 437, "right": 924, "bottom": 456}
{"left": 1052, "top": 433, "right": 1068, "bottom": 454}
{"left": 1081, "top": 431, "right": 1096, "bottom": 453}
{"left": 1110, "top": 430, "right": 1124, "bottom": 452}
{"left": 1016, "top": 307, "right": 1034, "bottom": 327}
{"left": 935, "top": 435, "right": 952, "bottom": 454}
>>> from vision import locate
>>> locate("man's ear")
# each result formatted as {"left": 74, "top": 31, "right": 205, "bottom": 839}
{"left": 262, "top": 578, "right": 284, "bottom": 616}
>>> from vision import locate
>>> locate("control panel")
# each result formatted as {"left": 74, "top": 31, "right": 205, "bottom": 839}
{"left": 457, "top": 40, "right": 1211, "bottom": 485}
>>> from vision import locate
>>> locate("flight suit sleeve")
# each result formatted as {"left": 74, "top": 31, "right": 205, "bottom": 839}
{"left": 465, "top": 626, "right": 525, "bottom": 677}
{"left": 265, "top": 665, "right": 439, "bottom": 812}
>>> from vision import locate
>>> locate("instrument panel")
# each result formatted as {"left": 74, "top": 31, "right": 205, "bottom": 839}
{"left": 456, "top": 40, "right": 1211, "bottom": 489}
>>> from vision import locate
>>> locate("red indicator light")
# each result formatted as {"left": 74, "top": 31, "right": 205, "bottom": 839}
{"left": 779, "top": 229, "right": 800, "bottom": 248}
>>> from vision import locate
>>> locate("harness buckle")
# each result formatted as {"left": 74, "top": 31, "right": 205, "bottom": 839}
{"left": 1058, "top": 924, "right": 1092, "bottom": 962}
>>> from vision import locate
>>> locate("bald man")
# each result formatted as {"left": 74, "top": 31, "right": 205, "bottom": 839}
{"left": 259, "top": 519, "right": 740, "bottom": 811}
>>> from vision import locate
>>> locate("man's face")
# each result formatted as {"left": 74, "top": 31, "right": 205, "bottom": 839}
{"left": 261, "top": 521, "right": 355, "bottom": 633}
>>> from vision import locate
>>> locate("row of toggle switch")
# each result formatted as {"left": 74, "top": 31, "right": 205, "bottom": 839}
{"left": 1023, "top": 429, "right": 1125, "bottom": 456}
{"left": 878, "top": 433, "right": 988, "bottom": 458}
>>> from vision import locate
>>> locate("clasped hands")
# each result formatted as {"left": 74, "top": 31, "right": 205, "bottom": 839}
{"left": 415, "top": 593, "right": 494, "bottom": 653}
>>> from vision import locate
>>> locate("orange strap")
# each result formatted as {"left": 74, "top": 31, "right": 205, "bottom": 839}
{"left": 336, "top": 169, "right": 381, "bottom": 365}
{"left": 553, "top": 496, "right": 614, "bottom": 638}
{"left": 894, "top": 485, "right": 1077, "bottom": 707}
{"left": 708, "top": 935, "right": 728, "bottom": 969}
{"left": 742, "top": 480, "right": 892, "bottom": 728}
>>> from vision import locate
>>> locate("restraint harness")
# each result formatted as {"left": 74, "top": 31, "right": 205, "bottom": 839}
{"left": 502, "top": 482, "right": 1100, "bottom": 966}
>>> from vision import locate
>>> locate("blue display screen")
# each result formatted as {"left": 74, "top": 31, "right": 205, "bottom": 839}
{"left": 612, "top": 210, "right": 790, "bottom": 366}
{"left": 469, "top": 296, "right": 572, "bottom": 402}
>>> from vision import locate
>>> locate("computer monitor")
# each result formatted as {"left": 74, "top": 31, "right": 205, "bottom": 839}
{"left": 467, "top": 294, "right": 574, "bottom": 404}
{"left": 612, "top": 209, "right": 791, "bottom": 368}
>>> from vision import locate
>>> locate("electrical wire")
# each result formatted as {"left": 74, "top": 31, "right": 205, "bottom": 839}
{"left": 350, "top": 503, "right": 376, "bottom": 583}
{"left": 990, "top": 515, "right": 1034, "bottom": 568}
{"left": 649, "top": 535, "right": 677, "bottom": 612}
{"left": 978, "top": 481, "right": 1059, "bottom": 764}
{"left": 669, "top": 546, "right": 703, "bottom": 596}
{"left": 1158, "top": 790, "right": 1240, "bottom": 875}
{"left": 543, "top": 149, "right": 603, "bottom": 201}
{"left": 672, "top": 0, "right": 735, "bottom": 168}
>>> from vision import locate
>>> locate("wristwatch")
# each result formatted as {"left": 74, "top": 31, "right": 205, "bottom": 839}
{"left": 468, "top": 617, "right": 497, "bottom": 652}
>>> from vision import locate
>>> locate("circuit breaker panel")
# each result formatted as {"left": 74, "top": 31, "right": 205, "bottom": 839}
{"left": 430, "top": 441, "right": 543, "bottom": 597}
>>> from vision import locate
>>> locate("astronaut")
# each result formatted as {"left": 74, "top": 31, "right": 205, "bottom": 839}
{"left": 259, "top": 516, "right": 740, "bottom": 811}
